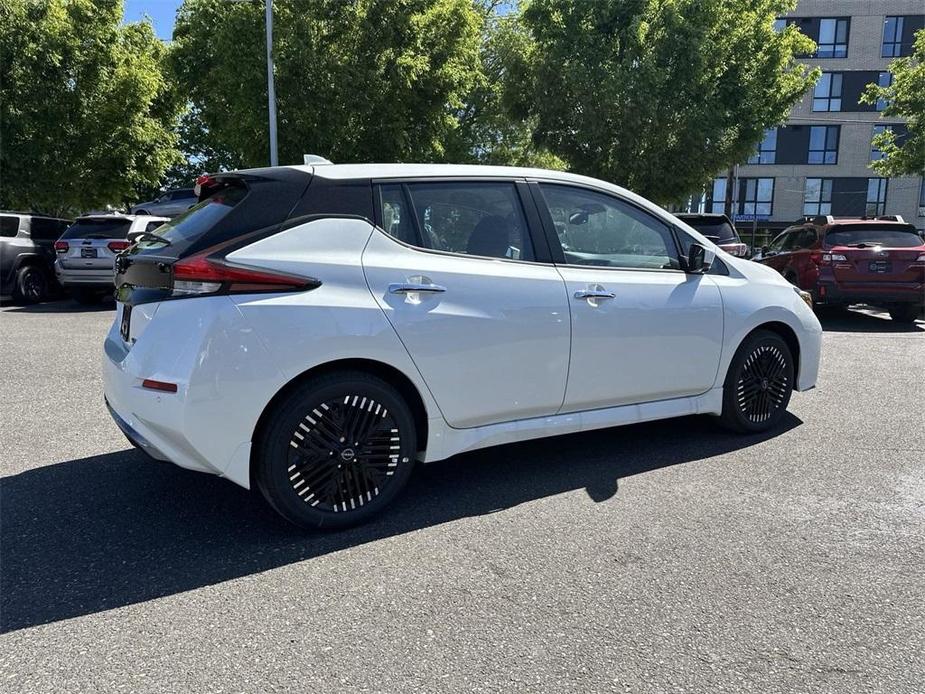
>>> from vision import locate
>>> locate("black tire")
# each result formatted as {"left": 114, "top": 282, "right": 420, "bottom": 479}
{"left": 12, "top": 264, "right": 47, "bottom": 304}
{"left": 888, "top": 305, "right": 920, "bottom": 324}
{"left": 255, "top": 371, "right": 418, "bottom": 530}
{"left": 72, "top": 288, "right": 103, "bottom": 305}
{"left": 718, "top": 329, "right": 794, "bottom": 433}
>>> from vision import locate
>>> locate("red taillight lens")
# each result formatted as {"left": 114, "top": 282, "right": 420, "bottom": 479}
{"left": 171, "top": 252, "right": 316, "bottom": 296}
{"left": 142, "top": 379, "right": 178, "bottom": 393}
{"left": 54, "top": 241, "right": 68, "bottom": 253}
{"left": 108, "top": 240, "right": 130, "bottom": 253}
{"left": 810, "top": 251, "right": 824, "bottom": 265}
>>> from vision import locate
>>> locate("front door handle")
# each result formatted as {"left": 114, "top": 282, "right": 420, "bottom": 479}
{"left": 574, "top": 289, "right": 615, "bottom": 300}
{"left": 389, "top": 282, "right": 447, "bottom": 295}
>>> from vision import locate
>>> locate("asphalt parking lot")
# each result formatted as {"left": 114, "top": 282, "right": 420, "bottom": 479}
{"left": 1, "top": 300, "right": 923, "bottom": 693}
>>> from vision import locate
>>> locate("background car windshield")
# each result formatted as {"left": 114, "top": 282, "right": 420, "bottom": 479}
{"left": 825, "top": 225, "right": 922, "bottom": 247}
{"left": 133, "top": 185, "right": 247, "bottom": 254}
{"left": 61, "top": 218, "right": 132, "bottom": 240}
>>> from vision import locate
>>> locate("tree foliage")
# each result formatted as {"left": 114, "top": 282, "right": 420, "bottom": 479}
{"left": 863, "top": 30, "right": 925, "bottom": 177}
{"left": 172, "top": 0, "right": 484, "bottom": 168}
{"left": 507, "top": 0, "right": 818, "bottom": 203}
{"left": 0, "top": 0, "right": 181, "bottom": 215}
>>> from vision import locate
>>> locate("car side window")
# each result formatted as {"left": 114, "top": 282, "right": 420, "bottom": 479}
{"left": 539, "top": 184, "right": 679, "bottom": 270}
{"left": 768, "top": 232, "right": 789, "bottom": 252}
{"left": 379, "top": 184, "right": 420, "bottom": 246}
{"left": 795, "top": 229, "right": 817, "bottom": 249}
{"left": 400, "top": 182, "right": 534, "bottom": 261}
{"left": 29, "top": 218, "right": 62, "bottom": 241}
{"left": 1, "top": 215, "right": 19, "bottom": 238}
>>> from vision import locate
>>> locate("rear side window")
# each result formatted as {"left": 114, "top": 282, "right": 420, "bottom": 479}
{"left": 0, "top": 215, "right": 19, "bottom": 238}
{"left": 62, "top": 218, "right": 133, "bottom": 240}
{"left": 30, "top": 217, "right": 69, "bottom": 240}
{"left": 391, "top": 182, "right": 534, "bottom": 261}
{"left": 826, "top": 224, "right": 922, "bottom": 248}
{"left": 133, "top": 185, "right": 247, "bottom": 253}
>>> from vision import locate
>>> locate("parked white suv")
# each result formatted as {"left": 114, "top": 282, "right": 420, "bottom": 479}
{"left": 55, "top": 214, "right": 168, "bottom": 303}
{"left": 103, "top": 164, "right": 821, "bottom": 529}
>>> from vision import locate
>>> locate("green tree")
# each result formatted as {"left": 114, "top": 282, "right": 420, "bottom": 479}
{"left": 0, "top": 0, "right": 181, "bottom": 215}
{"left": 172, "top": 0, "right": 483, "bottom": 168}
{"left": 507, "top": 0, "right": 818, "bottom": 203}
{"left": 863, "top": 30, "right": 925, "bottom": 177}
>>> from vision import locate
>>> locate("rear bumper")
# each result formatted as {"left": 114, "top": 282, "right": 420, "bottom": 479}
{"left": 55, "top": 263, "right": 115, "bottom": 286}
{"left": 814, "top": 280, "right": 924, "bottom": 306}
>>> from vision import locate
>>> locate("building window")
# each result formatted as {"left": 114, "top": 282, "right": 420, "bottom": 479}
{"left": 808, "top": 126, "right": 839, "bottom": 164}
{"left": 747, "top": 128, "right": 777, "bottom": 164}
{"left": 882, "top": 17, "right": 904, "bottom": 57}
{"left": 773, "top": 18, "right": 786, "bottom": 32}
{"left": 816, "top": 18, "right": 849, "bottom": 58}
{"left": 738, "top": 178, "right": 774, "bottom": 217}
{"left": 706, "top": 178, "right": 727, "bottom": 214}
{"left": 866, "top": 178, "right": 888, "bottom": 216}
{"left": 919, "top": 180, "right": 925, "bottom": 217}
{"left": 813, "top": 73, "right": 842, "bottom": 111}
{"left": 876, "top": 72, "right": 892, "bottom": 112}
{"left": 804, "top": 178, "right": 833, "bottom": 216}
{"left": 870, "top": 125, "right": 893, "bottom": 161}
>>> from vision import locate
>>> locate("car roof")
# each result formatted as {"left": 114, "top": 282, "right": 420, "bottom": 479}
{"left": 76, "top": 214, "right": 168, "bottom": 221}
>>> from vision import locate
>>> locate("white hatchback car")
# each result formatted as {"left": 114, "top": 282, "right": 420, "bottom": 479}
{"left": 104, "top": 164, "right": 821, "bottom": 529}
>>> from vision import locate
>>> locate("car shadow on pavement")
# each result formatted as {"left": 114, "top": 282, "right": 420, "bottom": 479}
{"left": 0, "top": 413, "right": 800, "bottom": 634}
{"left": 0, "top": 298, "right": 115, "bottom": 313}
{"left": 817, "top": 306, "right": 923, "bottom": 333}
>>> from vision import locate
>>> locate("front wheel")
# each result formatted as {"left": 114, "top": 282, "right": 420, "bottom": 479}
{"left": 718, "top": 330, "right": 794, "bottom": 433}
{"left": 255, "top": 371, "right": 418, "bottom": 530}
{"left": 888, "top": 305, "right": 920, "bottom": 324}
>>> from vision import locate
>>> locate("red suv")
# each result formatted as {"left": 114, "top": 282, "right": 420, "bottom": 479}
{"left": 756, "top": 215, "right": 925, "bottom": 323}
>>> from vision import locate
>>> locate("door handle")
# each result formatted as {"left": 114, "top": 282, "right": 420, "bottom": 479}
{"left": 574, "top": 289, "right": 615, "bottom": 300}
{"left": 389, "top": 282, "right": 447, "bottom": 295}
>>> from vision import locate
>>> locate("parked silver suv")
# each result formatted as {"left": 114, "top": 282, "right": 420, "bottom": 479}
{"left": 130, "top": 188, "right": 197, "bottom": 218}
{"left": 54, "top": 214, "right": 168, "bottom": 304}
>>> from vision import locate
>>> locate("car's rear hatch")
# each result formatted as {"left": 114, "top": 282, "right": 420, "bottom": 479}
{"left": 57, "top": 217, "right": 134, "bottom": 271}
{"left": 824, "top": 224, "right": 925, "bottom": 285}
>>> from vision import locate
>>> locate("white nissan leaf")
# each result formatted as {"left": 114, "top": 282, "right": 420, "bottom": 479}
{"left": 104, "top": 164, "right": 822, "bottom": 529}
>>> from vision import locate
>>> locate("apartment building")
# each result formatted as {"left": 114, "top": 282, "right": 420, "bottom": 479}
{"left": 696, "top": 1, "right": 924, "bottom": 233}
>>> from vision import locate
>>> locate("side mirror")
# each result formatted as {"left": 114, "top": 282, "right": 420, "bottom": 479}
{"left": 685, "top": 243, "right": 714, "bottom": 274}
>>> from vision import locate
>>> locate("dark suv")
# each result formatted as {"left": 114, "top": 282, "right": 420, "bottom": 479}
{"left": 756, "top": 215, "right": 925, "bottom": 323}
{"left": 675, "top": 213, "right": 749, "bottom": 257}
{"left": 0, "top": 212, "right": 72, "bottom": 303}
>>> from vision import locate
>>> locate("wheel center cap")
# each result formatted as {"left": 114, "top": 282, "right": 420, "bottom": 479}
{"left": 340, "top": 448, "right": 356, "bottom": 462}
{"left": 760, "top": 378, "right": 769, "bottom": 391}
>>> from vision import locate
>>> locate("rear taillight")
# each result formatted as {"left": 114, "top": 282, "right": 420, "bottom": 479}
{"left": 171, "top": 251, "right": 317, "bottom": 297}
{"left": 108, "top": 240, "right": 130, "bottom": 253}
{"left": 54, "top": 241, "right": 68, "bottom": 253}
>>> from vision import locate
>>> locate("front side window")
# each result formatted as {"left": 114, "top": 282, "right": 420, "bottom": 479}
{"left": 738, "top": 178, "right": 774, "bottom": 217}
{"left": 813, "top": 73, "right": 842, "bottom": 112}
{"left": 882, "top": 17, "right": 904, "bottom": 57}
{"left": 866, "top": 178, "right": 888, "bottom": 216}
{"left": 804, "top": 178, "right": 833, "bottom": 216}
{"left": 816, "top": 18, "right": 849, "bottom": 57}
{"left": 808, "top": 125, "right": 839, "bottom": 164}
{"left": 403, "top": 182, "right": 533, "bottom": 261}
{"left": 539, "top": 184, "right": 679, "bottom": 270}
{"left": 748, "top": 128, "right": 777, "bottom": 164}
{"left": 767, "top": 231, "right": 790, "bottom": 253}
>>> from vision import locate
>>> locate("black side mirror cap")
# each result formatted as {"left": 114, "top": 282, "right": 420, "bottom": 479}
{"left": 683, "top": 242, "right": 714, "bottom": 274}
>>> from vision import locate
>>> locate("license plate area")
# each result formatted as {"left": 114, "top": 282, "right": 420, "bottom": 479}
{"left": 81, "top": 248, "right": 98, "bottom": 259}
{"left": 868, "top": 260, "right": 891, "bottom": 273}
{"left": 120, "top": 304, "right": 132, "bottom": 342}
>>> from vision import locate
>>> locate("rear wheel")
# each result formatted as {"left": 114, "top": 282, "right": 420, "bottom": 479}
{"left": 888, "top": 305, "right": 920, "bottom": 324}
{"left": 718, "top": 330, "right": 794, "bottom": 433}
{"left": 12, "top": 264, "right": 47, "bottom": 304}
{"left": 255, "top": 371, "right": 417, "bottom": 530}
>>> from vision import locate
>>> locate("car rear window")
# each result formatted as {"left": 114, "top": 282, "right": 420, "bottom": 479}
{"left": 1, "top": 215, "right": 19, "bottom": 238}
{"left": 133, "top": 185, "right": 248, "bottom": 254}
{"left": 825, "top": 224, "right": 922, "bottom": 248}
{"left": 681, "top": 218, "right": 739, "bottom": 243}
{"left": 61, "top": 218, "right": 133, "bottom": 240}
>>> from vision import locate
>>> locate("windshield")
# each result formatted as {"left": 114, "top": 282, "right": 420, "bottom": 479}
{"left": 825, "top": 224, "right": 922, "bottom": 248}
{"left": 61, "top": 218, "right": 132, "bottom": 240}
{"left": 132, "top": 185, "right": 247, "bottom": 254}
{"left": 680, "top": 218, "right": 739, "bottom": 243}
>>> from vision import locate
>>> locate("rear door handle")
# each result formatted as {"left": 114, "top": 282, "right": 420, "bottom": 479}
{"left": 389, "top": 282, "right": 447, "bottom": 295}
{"left": 574, "top": 289, "right": 615, "bottom": 300}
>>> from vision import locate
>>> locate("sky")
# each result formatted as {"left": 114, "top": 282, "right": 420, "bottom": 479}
{"left": 124, "top": 0, "right": 182, "bottom": 41}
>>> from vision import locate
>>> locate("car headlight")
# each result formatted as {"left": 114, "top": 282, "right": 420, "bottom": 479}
{"left": 793, "top": 286, "right": 813, "bottom": 310}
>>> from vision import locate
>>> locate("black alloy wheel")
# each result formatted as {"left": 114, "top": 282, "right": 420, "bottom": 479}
{"left": 14, "top": 265, "right": 47, "bottom": 304}
{"left": 719, "top": 330, "right": 794, "bottom": 433}
{"left": 256, "top": 371, "right": 417, "bottom": 529}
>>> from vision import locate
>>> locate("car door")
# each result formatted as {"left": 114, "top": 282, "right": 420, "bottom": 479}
{"left": 362, "top": 179, "right": 571, "bottom": 429}
{"left": 533, "top": 182, "right": 724, "bottom": 412}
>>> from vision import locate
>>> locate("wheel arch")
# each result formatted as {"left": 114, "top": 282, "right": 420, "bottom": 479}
{"left": 741, "top": 320, "right": 801, "bottom": 384}
{"left": 249, "top": 357, "right": 430, "bottom": 488}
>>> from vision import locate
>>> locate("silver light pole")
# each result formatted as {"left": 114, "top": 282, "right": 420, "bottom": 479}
{"left": 265, "top": 0, "right": 278, "bottom": 166}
